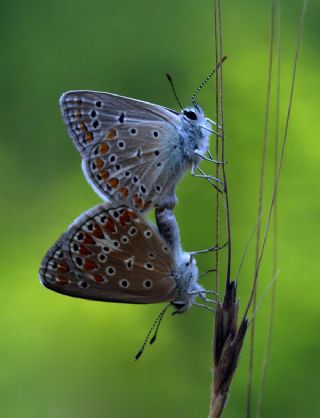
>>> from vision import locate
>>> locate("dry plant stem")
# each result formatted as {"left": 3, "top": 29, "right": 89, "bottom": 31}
{"left": 255, "top": 10, "right": 281, "bottom": 418}
{"left": 209, "top": 0, "right": 236, "bottom": 417}
{"left": 217, "top": 0, "right": 231, "bottom": 287}
{"left": 244, "top": 0, "right": 308, "bottom": 408}
{"left": 209, "top": 0, "right": 307, "bottom": 417}
{"left": 214, "top": 0, "right": 220, "bottom": 296}
{"left": 210, "top": 0, "right": 222, "bottom": 414}
{"left": 246, "top": 2, "right": 276, "bottom": 417}
{"left": 210, "top": 282, "right": 248, "bottom": 418}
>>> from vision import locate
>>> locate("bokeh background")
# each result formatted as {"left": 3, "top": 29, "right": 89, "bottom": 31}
{"left": 1, "top": 0, "right": 319, "bottom": 417}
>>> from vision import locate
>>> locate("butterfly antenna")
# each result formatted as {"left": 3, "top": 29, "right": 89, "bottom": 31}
{"left": 149, "top": 304, "right": 170, "bottom": 345}
{"left": 134, "top": 303, "right": 171, "bottom": 361}
{"left": 166, "top": 73, "right": 183, "bottom": 111}
{"left": 189, "top": 56, "right": 227, "bottom": 104}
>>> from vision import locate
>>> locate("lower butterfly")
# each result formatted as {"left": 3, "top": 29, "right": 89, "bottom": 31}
{"left": 39, "top": 203, "right": 213, "bottom": 313}
{"left": 39, "top": 203, "right": 218, "bottom": 357}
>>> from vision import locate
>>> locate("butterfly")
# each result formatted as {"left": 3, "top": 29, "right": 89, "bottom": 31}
{"left": 59, "top": 89, "right": 219, "bottom": 212}
{"left": 39, "top": 203, "right": 208, "bottom": 313}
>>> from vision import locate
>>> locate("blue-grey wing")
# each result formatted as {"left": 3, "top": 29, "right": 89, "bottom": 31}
{"left": 59, "top": 90, "right": 181, "bottom": 156}
{"left": 82, "top": 122, "right": 185, "bottom": 211}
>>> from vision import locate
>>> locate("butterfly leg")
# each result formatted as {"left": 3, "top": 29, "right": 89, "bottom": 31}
{"left": 194, "top": 150, "right": 226, "bottom": 165}
{"left": 191, "top": 165, "right": 224, "bottom": 192}
{"left": 198, "top": 293, "right": 218, "bottom": 305}
{"left": 192, "top": 169, "right": 224, "bottom": 184}
{"left": 205, "top": 117, "right": 222, "bottom": 130}
{"left": 191, "top": 163, "right": 223, "bottom": 181}
{"left": 188, "top": 289, "right": 219, "bottom": 297}
{"left": 198, "top": 268, "right": 216, "bottom": 279}
{"left": 200, "top": 125, "right": 223, "bottom": 137}
{"left": 193, "top": 303, "right": 216, "bottom": 313}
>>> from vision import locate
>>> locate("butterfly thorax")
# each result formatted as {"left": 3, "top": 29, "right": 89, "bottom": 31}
{"left": 178, "top": 104, "right": 211, "bottom": 165}
{"left": 171, "top": 252, "right": 203, "bottom": 313}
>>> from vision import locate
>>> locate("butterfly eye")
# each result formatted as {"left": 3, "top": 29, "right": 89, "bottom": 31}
{"left": 183, "top": 110, "right": 197, "bottom": 120}
{"left": 173, "top": 301, "right": 187, "bottom": 311}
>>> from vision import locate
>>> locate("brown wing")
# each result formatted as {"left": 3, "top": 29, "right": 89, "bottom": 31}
{"left": 39, "top": 204, "right": 177, "bottom": 304}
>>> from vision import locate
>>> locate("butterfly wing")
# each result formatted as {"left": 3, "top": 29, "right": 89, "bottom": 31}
{"left": 60, "top": 91, "right": 184, "bottom": 210}
{"left": 82, "top": 122, "right": 185, "bottom": 210}
{"left": 60, "top": 90, "right": 181, "bottom": 155}
{"left": 39, "top": 204, "right": 177, "bottom": 304}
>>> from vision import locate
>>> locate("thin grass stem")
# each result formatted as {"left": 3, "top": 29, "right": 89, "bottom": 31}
{"left": 246, "top": 2, "right": 276, "bottom": 416}
{"left": 242, "top": 0, "right": 308, "bottom": 321}
{"left": 255, "top": 8, "right": 281, "bottom": 418}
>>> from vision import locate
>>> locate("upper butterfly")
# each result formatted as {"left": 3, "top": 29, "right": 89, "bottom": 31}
{"left": 60, "top": 91, "right": 215, "bottom": 211}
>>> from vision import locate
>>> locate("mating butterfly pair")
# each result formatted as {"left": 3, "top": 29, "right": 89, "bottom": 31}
{"left": 39, "top": 89, "right": 219, "bottom": 338}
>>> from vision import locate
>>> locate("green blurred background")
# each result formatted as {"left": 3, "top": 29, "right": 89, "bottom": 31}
{"left": 1, "top": 0, "right": 319, "bottom": 416}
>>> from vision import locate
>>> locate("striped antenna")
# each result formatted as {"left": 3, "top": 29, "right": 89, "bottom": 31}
{"left": 189, "top": 56, "right": 227, "bottom": 104}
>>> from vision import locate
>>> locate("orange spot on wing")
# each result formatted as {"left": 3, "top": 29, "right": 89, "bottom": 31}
{"left": 95, "top": 158, "right": 104, "bottom": 169}
{"left": 83, "top": 234, "right": 95, "bottom": 245}
{"left": 92, "top": 223, "right": 104, "bottom": 239}
{"left": 127, "top": 209, "right": 138, "bottom": 219}
{"left": 133, "top": 193, "right": 144, "bottom": 209}
{"left": 83, "top": 259, "right": 98, "bottom": 271}
{"left": 120, "top": 186, "right": 129, "bottom": 198}
{"left": 105, "top": 217, "right": 116, "bottom": 233}
{"left": 79, "top": 245, "right": 92, "bottom": 256}
{"left": 92, "top": 274, "right": 104, "bottom": 283}
{"left": 79, "top": 122, "right": 87, "bottom": 132}
{"left": 120, "top": 210, "right": 131, "bottom": 226}
{"left": 57, "top": 260, "right": 69, "bottom": 273}
{"left": 100, "top": 170, "right": 109, "bottom": 181}
{"left": 75, "top": 110, "right": 81, "bottom": 118}
{"left": 107, "top": 128, "right": 117, "bottom": 139}
{"left": 143, "top": 200, "right": 152, "bottom": 210}
{"left": 85, "top": 132, "right": 94, "bottom": 142}
{"left": 108, "top": 178, "right": 119, "bottom": 188}
{"left": 56, "top": 276, "right": 69, "bottom": 285}
{"left": 99, "top": 143, "right": 110, "bottom": 154}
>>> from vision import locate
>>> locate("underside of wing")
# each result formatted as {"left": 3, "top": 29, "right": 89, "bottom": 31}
{"left": 59, "top": 90, "right": 181, "bottom": 156}
{"left": 39, "top": 204, "right": 177, "bottom": 304}
{"left": 82, "top": 122, "right": 185, "bottom": 211}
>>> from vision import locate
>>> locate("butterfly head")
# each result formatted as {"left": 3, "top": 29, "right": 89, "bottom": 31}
{"left": 171, "top": 252, "right": 203, "bottom": 313}
{"left": 182, "top": 102, "right": 205, "bottom": 123}
{"left": 180, "top": 103, "right": 212, "bottom": 162}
